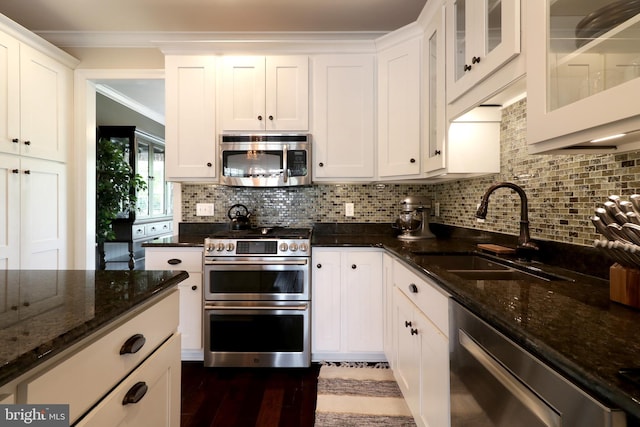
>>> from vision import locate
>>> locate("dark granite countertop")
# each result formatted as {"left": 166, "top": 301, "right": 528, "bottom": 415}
{"left": 313, "top": 223, "right": 640, "bottom": 422}
{"left": 143, "top": 221, "right": 640, "bottom": 420}
{"left": 0, "top": 269, "right": 188, "bottom": 387}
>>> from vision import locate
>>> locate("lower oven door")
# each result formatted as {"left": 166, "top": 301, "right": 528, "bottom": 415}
{"left": 204, "top": 257, "right": 309, "bottom": 301}
{"left": 203, "top": 301, "right": 310, "bottom": 368}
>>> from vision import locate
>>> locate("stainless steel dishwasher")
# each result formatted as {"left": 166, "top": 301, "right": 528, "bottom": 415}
{"left": 450, "top": 301, "right": 626, "bottom": 427}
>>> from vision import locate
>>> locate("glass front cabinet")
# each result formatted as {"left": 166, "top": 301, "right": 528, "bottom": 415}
{"left": 445, "top": 0, "right": 521, "bottom": 103}
{"left": 527, "top": 0, "right": 640, "bottom": 153}
{"left": 97, "top": 126, "right": 173, "bottom": 270}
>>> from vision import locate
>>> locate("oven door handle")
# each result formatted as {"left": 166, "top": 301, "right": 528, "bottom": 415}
{"left": 204, "top": 303, "right": 308, "bottom": 311}
{"left": 204, "top": 259, "right": 308, "bottom": 266}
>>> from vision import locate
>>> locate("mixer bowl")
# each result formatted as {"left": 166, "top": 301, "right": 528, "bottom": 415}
{"left": 396, "top": 211, "right": 422, "bottom": 232}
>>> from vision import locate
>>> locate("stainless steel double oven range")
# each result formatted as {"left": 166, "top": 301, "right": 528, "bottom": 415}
{"left": 203, "top": 227, "right": 312, "bottom": 368}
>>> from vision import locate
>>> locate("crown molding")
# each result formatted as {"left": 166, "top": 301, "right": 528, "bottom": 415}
{"left": 35, "top": 30, "right": 387, "bottom": 53}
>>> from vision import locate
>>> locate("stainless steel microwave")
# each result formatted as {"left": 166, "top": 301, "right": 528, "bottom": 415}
{"left": 219, "top": 134, "right": 311, "bottom": 187}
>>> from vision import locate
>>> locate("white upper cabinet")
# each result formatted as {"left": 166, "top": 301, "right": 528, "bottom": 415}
{"left": 312, "top": 54, "right": 375, "bottom": 181}
{"left": 445, "top": 0, "right": 521, "bottom": 104}
{"left": 377, "top": 31, "right": 422, "bottom": 179}
{"left": 422, "top": 2, "right": 447, "bottom": 174}
{"left": 165, "top": 55, "right": 217, "bottom": 181}
{"left": 0, "top": 31, "right": 73, "bottom": 163}
{"left": 221, "top": 56, "right": 309, "bottom": 131}
{"left": 527, "top": 0, "right": 640, "bottom": 154}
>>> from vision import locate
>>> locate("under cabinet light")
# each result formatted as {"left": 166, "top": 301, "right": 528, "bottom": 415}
{"left": 590, "top": 134, "right": 626, "bottom": 143}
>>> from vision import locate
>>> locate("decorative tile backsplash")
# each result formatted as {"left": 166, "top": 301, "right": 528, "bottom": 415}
{"left": 181, "top": 98, "right": 638, "bottom": 247}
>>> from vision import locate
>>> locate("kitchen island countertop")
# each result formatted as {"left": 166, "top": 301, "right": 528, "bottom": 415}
{"left": 0, "top": 269, "right": 188, "bottom": 388}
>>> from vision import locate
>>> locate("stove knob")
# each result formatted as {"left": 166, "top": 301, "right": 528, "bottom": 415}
{"left": 289, "top": 242, "right": 299, "bottom": 252}
{"left": 226, "top": 243, "right": 235, "bottom": 252}
{"left": 216, "top": 243, "right": 225, "bottom": 252}
{"left": 299, "top": 243, "right": 309, "bottom": 253}
{"left": 279, "top": 242, "right": 289, "bottom": 252}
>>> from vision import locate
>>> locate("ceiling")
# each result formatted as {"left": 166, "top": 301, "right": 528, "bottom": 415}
{"left": 0, "top": 0, "right": 428, "bottom": 34}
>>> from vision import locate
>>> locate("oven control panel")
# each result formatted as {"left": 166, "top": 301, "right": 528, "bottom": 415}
{"left": 204, "top": 238, "right": 310, "bottom": 256}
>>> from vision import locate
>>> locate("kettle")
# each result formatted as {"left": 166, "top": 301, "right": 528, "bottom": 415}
{"left": 227, "top": 204, "right": 252, "bottom": 230}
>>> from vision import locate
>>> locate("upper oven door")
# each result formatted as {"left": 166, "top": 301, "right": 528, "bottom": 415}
{"left": 204, "top": 257, "right": 309, "bottom": 301}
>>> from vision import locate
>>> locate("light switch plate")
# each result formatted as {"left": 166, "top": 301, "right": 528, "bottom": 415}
{"left": 196, "top": 203, "right": 215, "bottom": 216}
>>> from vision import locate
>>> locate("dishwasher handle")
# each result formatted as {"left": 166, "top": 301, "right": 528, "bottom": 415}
{"left": 459, "top": 329, "right": 562, "bottom": 427}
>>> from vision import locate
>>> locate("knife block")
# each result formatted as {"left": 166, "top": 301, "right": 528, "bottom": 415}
{"left": 610, "top": 264, "right": 640, "bottom": 309}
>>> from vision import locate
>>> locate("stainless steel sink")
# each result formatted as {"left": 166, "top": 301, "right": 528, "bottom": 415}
{"left": 413, "top": 253, "right": 572, "bottom": 282}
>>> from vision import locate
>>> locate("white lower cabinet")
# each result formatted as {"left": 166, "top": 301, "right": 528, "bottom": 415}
{"left": 391, "top": 259, "right": 450, "bottom": 427}
{"left": 145, "top": 247, "right": 203, "bottom": 360}
{"left": 75, "top": 333, "right": 181, "bottom": 427}
{"left": 22, "top": 290, "right": 180, "bottom": 426}
{"left": 312, "top": 247, "right": 384, "bottom": 361}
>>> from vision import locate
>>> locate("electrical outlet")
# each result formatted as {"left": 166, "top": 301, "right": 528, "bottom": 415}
{"left": 434, "top": 202, "right": 440, "bottom": 217}
{"left": 196, "top": 203, "right": 215, "bottom": 216}
{"left": 345, "top": 203, "right": 355, "bottom": 217}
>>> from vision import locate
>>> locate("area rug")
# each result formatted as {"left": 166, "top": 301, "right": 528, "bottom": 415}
{"left": 314, "top": 362, "right": 416, "bottom": 426}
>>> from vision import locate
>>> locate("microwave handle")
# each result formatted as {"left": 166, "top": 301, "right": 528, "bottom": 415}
{"left": 283, "top": 145, "right": 288, "bottom": 183}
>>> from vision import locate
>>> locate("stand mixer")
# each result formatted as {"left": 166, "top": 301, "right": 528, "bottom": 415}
{"left": 396, "top": 196, "right": 436, "bottom": 240}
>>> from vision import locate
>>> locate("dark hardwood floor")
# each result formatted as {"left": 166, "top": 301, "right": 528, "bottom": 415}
{"left": 181, "top": 362, "right": 321, "bottom": 427}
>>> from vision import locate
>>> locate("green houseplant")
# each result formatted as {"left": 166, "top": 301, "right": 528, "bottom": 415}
{"left": 96, "top": 136, "right": 147, "bottom": 245}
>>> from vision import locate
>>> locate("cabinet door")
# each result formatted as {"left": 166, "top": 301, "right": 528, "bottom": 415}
{"left": 527, "top": 0, "right": 640, "bottom": 153}
{"left": 343, "top": 251, "right": 383, "bottom": 353}
{"left": 422, "top": 3, "right": 447, "bottom": 174}
{"left": 178, "top": 273, "right": 202, "bottom": 351}
{"left": 75, "top": 333, "right": 181, "bottom": 427}
{"left": 446, "top": 0, "right": 521, "bottom": 103}
{"left": 19, "top": 44, "right": 72, "bottom": 162}
{"left": 0, "top": 31, "right": 19, "bottom": 156}
{"left": 265, "top": 56, "right": 309, "bottom": 131}
{"left": 311, "top": 249, "right": 342, "bottom": 354}
{"left": 382, "top": 253, "right": 395, "bottom": 369}
{"left": 312, "top": 55, "right": 375, "bottom": 180}
{"left": 221, "top": 56, "right": 266, "bottom": 131}
{"left": 393, "top": 288, "right": 420, "bottom": 415}
{"left": 165, "top": 55, "right": 217, "bottom": 180}
{"left": 418, "top": 311, "right": 450, "bottom": 427}
{"left": 377, "top": 37, "right": 421, "bottom": 178}
{"left": 0, "top": 154, "right": 20, "bottom": 269}
{"left": 20, "top": 158, "right": 67, "bottom": 269}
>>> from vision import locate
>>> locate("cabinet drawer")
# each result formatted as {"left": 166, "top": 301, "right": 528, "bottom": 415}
{"left": 75, "top": 333, "right": 181, "bottom": 427}
{"left": 145, "top": 221, "right": 172, "bottom": 238}
{"left": 394, "top": 262, "right": 449, "bottom": 337}
{"left": 133, "top": 225, "right": 147, "bottom": 239}
{"left": 22, "top": 290, "right": 179, "bottom": 424}
{"left": 145, "top": 248, "right": 203, "bottom": 272}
